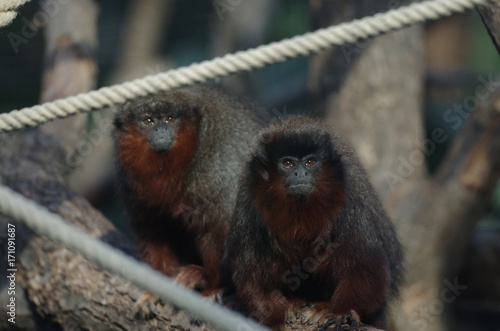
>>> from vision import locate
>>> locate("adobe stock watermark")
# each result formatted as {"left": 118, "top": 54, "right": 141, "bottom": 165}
{"left": 7, "top": 0, "right": 72, "bottom": 54}
{"left": 5, "top": 223, "right": 17, "bottom": 324}
{"left": 410, "top": 277, "right": 467, "bottom": 331}
{"left": 213, "top": 0, "right": 244, "bottom": 22}
{"left": 384, "top": 74, "right": 500, "bottom": 193}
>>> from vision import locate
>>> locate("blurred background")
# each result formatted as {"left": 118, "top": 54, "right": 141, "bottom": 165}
{"left": 0, "top": 1, "right": 499, "bottom": 330}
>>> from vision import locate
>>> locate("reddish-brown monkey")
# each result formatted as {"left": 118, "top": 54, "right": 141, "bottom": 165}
{"left": 113, "top": 85, "right": 267, "bottom": 292}
{"left": 223, "top": 116, "right": 403, "bottom": 330}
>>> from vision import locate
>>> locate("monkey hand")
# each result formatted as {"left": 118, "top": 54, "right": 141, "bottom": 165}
{"left": 175, "top": 264, "right": 207, "bottom": 290}
{"left": 320, "top": 310, "right": 363, "bottom": 331}
{"left": 135, "top": 292, "right": 161, "bottom": 319}
{"left": 201, "top": 287, "right": 227, "bottom": 304}
{"left": 284, "top": 298, "right": 308, "bottom": 324}
{"left": 294, "top": 301, "right": 335, "bottom": 326}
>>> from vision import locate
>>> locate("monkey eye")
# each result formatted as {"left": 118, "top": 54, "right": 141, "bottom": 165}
{"left": 166, "top": 115, "right": 176, "bottom": 123}
{"left": 143, "top": 117, "right": 154, "bottom": 126}
{"left": 305, "top": 158, "right": 317, "bottom": 167}
{"left": 281, "top": 159, "right": 294, "bottom": 168}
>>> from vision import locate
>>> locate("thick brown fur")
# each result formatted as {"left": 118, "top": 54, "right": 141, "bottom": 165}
{"left": 223, "top": 116, "right": 403, "bottom": 330}
{"left": 113, "top": 85, "right": 267, "bottom": 291}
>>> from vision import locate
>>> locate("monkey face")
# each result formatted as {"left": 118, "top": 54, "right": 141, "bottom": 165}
{"left": 114, "top": 92, "right": 200, "bottom": 155}
{"left": 251, "top": 118, "right": 343, "bottom": 202}
{"left": 277, "top": 154, "right": 321, "bottom": 197}
{"left": 137, "top": 115, "right": 181, "bottom": 153}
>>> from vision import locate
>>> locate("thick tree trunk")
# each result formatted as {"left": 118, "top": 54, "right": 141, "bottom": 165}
{"left": 477, "top": 1, "right": 500, "bottom": 54}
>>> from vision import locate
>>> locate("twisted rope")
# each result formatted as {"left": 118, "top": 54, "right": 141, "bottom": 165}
{"left": 0, "top": 0, "right": 492, "bottom": 133}
{"left": 0, "top": 0, "right": 30, "bottom": 27}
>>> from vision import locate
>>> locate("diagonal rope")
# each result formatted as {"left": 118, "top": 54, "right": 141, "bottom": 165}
{"left": 0, "top": 0, "right": 493, "bottom": 133}
{"left": 0, "top": 184, "right": 267, "bottom": 331}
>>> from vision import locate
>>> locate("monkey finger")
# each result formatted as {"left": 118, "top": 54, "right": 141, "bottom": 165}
{"left": 135, "top": 292, "right": 160, "bottom": 319}
{"left": 323, "top": 310, "right": 363, "bottom": 331}
{"left": 300, "top": 309, "right": 330, "bottom": 325}
{"left": 285, "top": 298, "right": 307, "bottom": 323}
{"left": 299, "top": 301, "right": 335, "bottom": 325}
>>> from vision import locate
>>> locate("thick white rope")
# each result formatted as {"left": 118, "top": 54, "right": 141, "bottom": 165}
{"left": 0, "top": 0, "right": 493, "bottom": 133}
{"left": 0, "top": 0, "right": 30, "bottom": 27}
{"left": 0, "top": 184, "right": 267, "bottom": 331}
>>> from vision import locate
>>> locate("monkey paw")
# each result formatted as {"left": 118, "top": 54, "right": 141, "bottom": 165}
{"left": 285, "top": 298, "right": 307, "bottom": 323}
{"left": 175, "top": 264, "right": 206, "bottom": 290}
{"left": 201, "top": 287, "right": 226, "bottom": 304}
{"left": 135, "top": 292, "right": 161, "bottom": 319}
{"left": 320, "top": 310, "right": 362, "bottom": 331}
{"left": 293, "top": 301, "right": 334, "bottom": 326}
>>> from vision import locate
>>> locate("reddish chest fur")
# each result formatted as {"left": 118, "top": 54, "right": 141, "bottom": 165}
{"left": 254, "top": 165, "right": 345, "bottom": 242}
{"left": 117, "top": 120, "right": 199, "bottom": 211}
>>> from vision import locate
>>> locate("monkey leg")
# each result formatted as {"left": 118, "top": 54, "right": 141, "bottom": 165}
{"left": 236, "top": 282, "right": 288, "bottom": 330}
{"left": 195, "top": 231, "right": 225, "bottom": 290}
{"left": 140, "top": 241, "right": 180, "bottom": 277}
{"left": 328, "top": 266, "right": 389, "bottom": 328}
{"left": 175, "top": 264, "right": 206, "bottom": 290}
{"left": 298, "top": 301, "right": 335, "bottom": 326}
{"left": 320, "top": 310, "right": 361, "bottom": 331}
{"left": 135, "top": 241, "right": 182, "bottom": 318}
{"left": 299, "top": 302, "right": 362, "bottom": 330}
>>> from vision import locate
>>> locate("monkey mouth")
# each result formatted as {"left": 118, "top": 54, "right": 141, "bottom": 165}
{"left": 150, "top": 140, "right": 172, "bottom": 153}
{"left": 287, "top": 183, "right": 314, "bottom": 197}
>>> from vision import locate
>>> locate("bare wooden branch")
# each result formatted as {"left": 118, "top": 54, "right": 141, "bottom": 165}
{"left": 110, "top": 0, "right": 174, "bottom": 83}
{"left": 477, "top": 1, "right": 500, "bottom": 55}
{"left": 39, "top": 0, "right": 98, "bottom": 147}
{"left": 37, "top": 0, "right": 102, "bottom": 199}
{"left": 390, "top": 89, "right": 500, "bottom": 331}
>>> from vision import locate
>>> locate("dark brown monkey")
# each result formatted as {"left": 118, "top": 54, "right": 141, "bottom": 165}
{"left": 113, "top": 85, "right": 267, "bottom": 291}
{"left": 224, "top": 116, "right": 403, "bottom": 330}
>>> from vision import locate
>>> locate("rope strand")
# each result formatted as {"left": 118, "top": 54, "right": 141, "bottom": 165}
{"left": 0, "top": 0, "right": 491, "bottom": 133}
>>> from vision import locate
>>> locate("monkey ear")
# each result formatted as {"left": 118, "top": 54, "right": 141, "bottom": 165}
{"left": 259, "top": 170, "right": 269, "bottom": 182}
{"left": 113, "top": 116, "right": 124, "bottom": 131}
{"left": 260, "top": 132, "right": 273, "bottom": 145}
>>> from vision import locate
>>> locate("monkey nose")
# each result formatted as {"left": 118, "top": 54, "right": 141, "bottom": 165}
{"left": 294, "top": 170, "right": 309, "bottom": 177}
